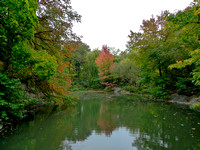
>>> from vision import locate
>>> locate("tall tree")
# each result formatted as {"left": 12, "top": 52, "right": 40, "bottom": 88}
{"left": 95, "top": 45, "right": 114, "bottom": 80}
{"left": 34, "top": 0, "right": 81, "bottom": 55}
{"left": 169, "top": 1, "right": 200, "bottom": 86}
{"left": 0, "top": 0, "right": 38, "bottom": 71}
{"left": 69, "top": 42, "right": 90, "bottom": 78}
{"left": 85, "top": 49, "right": 100, "bottom": 87}
{"left": 31, "top": 0, "right": 82, "bottom": 97}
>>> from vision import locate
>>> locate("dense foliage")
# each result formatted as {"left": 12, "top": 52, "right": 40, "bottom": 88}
{"left": 126, "top": 1, "right": 200, "bottom": 98}
{"left": 71, "top": 0, "right": 200, "bottom": 102}
{"left": 1, "top": 0, "right": 199, "bottom": 123}
{"left": 0, "top": 0, "right": 81, "bottom": 122}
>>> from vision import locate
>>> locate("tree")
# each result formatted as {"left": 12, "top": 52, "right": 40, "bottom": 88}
{"left": 126, "top": 1, "right": 200, "bottom": 97}
{"left": 33, "top": 0, "right": 81, "bottom": 55}
{"left": 95, "top": 45, "right": 114, "bottom": 80}
{"left": 127, "top": 12, "right": 172, "bottom": 85}
{"left": 0, "top": 0, "right": 38, "bottom": 71}
{"left": 110, "top": 58, "right": 138, "bottom": 85}
{"left": 84, "top": 49, "right": 100, "bottom": 87}
{"left": 69, "top": 42, "right": 90, "bottom": 79}
{"left": 169, "top": 1, "right": 200, "bottom": 86}
{"left": 31, "top": 0, "right": 82, "bottom": 97}
{"left": 0, "top": 0, "right": 39, "bottom": 122}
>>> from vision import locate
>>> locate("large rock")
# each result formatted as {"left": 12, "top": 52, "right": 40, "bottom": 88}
{"left": 170, "top": 93, "right": 189, "bottom": 103}
{"left": 169, "top": 93, "right": 200, "bottom": 111}
{"left": 114, "top": 87, "right": 130, "bottom": 96}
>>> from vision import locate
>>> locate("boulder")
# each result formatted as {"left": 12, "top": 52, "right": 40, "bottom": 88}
{"left": 114, "top": 87, "right": 130, "bottom": 96}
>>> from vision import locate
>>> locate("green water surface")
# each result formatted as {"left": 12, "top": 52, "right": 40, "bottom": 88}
{"left": 0, "top": 92, "right": 200, "bottom": 150}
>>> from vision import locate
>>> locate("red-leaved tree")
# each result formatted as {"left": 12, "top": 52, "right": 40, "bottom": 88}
{"left": 95, "top": 45, "right": 114, "bottom": 82}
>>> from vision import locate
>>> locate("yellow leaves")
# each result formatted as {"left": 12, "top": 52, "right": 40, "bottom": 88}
{"left": 190, "top": 49, "right": 200, "bottom": 55}
{"left": 194, "top": 8, "right": 200, "bottom": 16}
{"left": 169, "top": 49, "right": 200, "bottom": 70}
{"left": 169, "top": 60, "right": 185, "bottom": 69}
{"left": 170, "top": 49, "right": 200, "bottom": 86}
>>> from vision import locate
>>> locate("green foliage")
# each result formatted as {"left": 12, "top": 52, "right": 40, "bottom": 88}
{"left": 0, "top": 0, "right": 81, "bottom": 123}
{"left": 62, "top": 96, "right": 79, "bottom": 107}
{"left": 10, "top": 42, "right": 58, "bottom": 81}
{"left": 29, "top": 49, "right": 58, "bottom": 81}
{"left": 126, "top": 2, "right": 200, "bottom": 97}
{"left": 123, "top": 85, "right": 138, "bottom": 93}
{"left": 150, "top": 86, "right": 170, "bottom": 100}
{"left": 168, "top": 2, "right": 200, "bottom": 87}
{"left": 23, "top": 98, "right": 41, "bottom": 110}
{"left": 85, "top": 50, "right": 100, "bottom": 87}
{"left": 0, "top": 0, "right": 38, "bottom": 70}
{"left": 70, "top": 82, "right": 87, "bottom": 92}
{"left": 190, "top": 103, "right": 200, "bottom": 111}
{"left": 110, "top": 58, "right": 138, "bottom": 85}
{"left": 69, "top": 42, "right": 90, "bottom": 78}
{"left": 175, "top": 77, "right": 196, "bottom": 96}
{"left": 170, "top": 49, "right": 200, "bottom": 86}
{"left": 75, "top": 49, "right": 100, "bottom": 88}
{"left": 0, "top": 73, "right": 25, "bottom": 122}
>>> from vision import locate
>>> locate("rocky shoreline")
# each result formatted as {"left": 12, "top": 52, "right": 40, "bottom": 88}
{"left": 168, "top": 93, "right": 200, "bottom": 112}
{"left": 113, "top": 87, "right": 200, "bottom": 112}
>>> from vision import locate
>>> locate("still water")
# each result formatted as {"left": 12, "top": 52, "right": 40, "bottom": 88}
{"left": 0, "top": 92, "right": 200, "bottom": 150}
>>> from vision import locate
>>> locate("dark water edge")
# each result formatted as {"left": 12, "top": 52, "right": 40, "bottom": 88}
{"left": 0, "top": 92, "right": 200, "bottom": 150}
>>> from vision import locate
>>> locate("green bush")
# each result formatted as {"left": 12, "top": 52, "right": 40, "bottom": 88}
{"left": 0, "top": 73, "right": 26, "bottom": 122}
{"left": 124, "top": 85, "right": 137, "bottom": 92}
{"left": 70, "top": 82, "right": 87, "bottom": 91}
{"left": 190, "top": 103, "right": 200, "bottom": 111}
{"left": 150, "top": 86, "right": 170, "bottom": 100}
{"left": 62, "top": 96, "right": 79, "bottom": 106}
{"left": 176, "top": 77, "right": 196, "bottom": 96}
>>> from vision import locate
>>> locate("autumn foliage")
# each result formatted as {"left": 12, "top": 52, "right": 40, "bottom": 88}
{"left": 95, "top": 45, "right": 114, "bottom": 80}
{"left": 49, "top": 42, "right": 80, "bottom": 105}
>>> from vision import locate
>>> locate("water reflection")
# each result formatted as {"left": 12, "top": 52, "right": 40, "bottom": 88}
{"left": 0, "top": 92, "right": 200, "bottom": 150}
{"left": 61, "top": 128, "right": 138, "bottom": 150}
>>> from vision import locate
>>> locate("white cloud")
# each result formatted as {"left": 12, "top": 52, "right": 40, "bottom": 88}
{"left": 71, "top": 0, "right": 193, "bottom": 51}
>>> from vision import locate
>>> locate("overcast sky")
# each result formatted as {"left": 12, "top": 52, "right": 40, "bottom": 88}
{"left": 71, "top": 0, "right": 193, "bottom": 51}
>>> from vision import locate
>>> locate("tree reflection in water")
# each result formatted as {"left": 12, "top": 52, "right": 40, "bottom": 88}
{"left": 0, "top": 92, "right": 200, "bottom": 150}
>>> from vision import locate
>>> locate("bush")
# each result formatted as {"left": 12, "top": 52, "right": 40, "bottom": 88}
{"left": 150, "top": 86, "right": 170, "bottom": 100}
{"left": 70, "top": 82, "right": 87, "bottom": 91}
{"left": 0, "top": 73, "right": 26, "bottom": 122}
{"left": 123, "top": 85, "right": 137, "bottom": 93}
{"left": 62, "top": 96, "right": 78, "bottom": 106}
{"left": 190, "top": 103, "right": 200, "bottom": 111}
{"left": 176, "top": 77, "right": 197, "bottom": 96}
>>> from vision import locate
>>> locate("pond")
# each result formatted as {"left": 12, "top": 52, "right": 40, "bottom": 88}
{"left": 0, "top": 92, "right": 200, "bottom": 150}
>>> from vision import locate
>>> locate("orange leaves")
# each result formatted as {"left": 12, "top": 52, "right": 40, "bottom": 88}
{"left": 48, "top": 43, "right": 78, "bottom": 99}
{"left": 64, "top": 41, "right": 80, "bottom": 52}
{"left": 50, "top": 61, "right": 71, "bottom": 96}
{"left": 57, "top": 61, "right": 69, "bottom": 72}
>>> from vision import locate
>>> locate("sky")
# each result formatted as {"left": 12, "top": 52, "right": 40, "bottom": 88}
{"left": 71, "top": 0, "right": 193, "bottom": 51}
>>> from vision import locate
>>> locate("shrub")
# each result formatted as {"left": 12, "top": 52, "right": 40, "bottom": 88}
{"left": 190, "top": 103, "right": 200, "bottom": 111}
{"left": 150, "top": 86, "right": 170, "bottom": 100}
{"left": 62, "top": 96, "right": 78, "bottom": 106}
{"left": 176, "top": 77, "right": 197, "bottom": 96}
{"left": 0, "top": 73, "right": 26, "bottom": 122}
{"left": 124, "top": 85, "right": 137, "bottom": 93}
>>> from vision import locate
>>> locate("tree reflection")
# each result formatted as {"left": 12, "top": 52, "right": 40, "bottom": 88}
{"left": 97, "top": 103, "right": 117, "bottom": 136}
{"left": 0, "top": 93, "right": 200, "bottom": 150}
